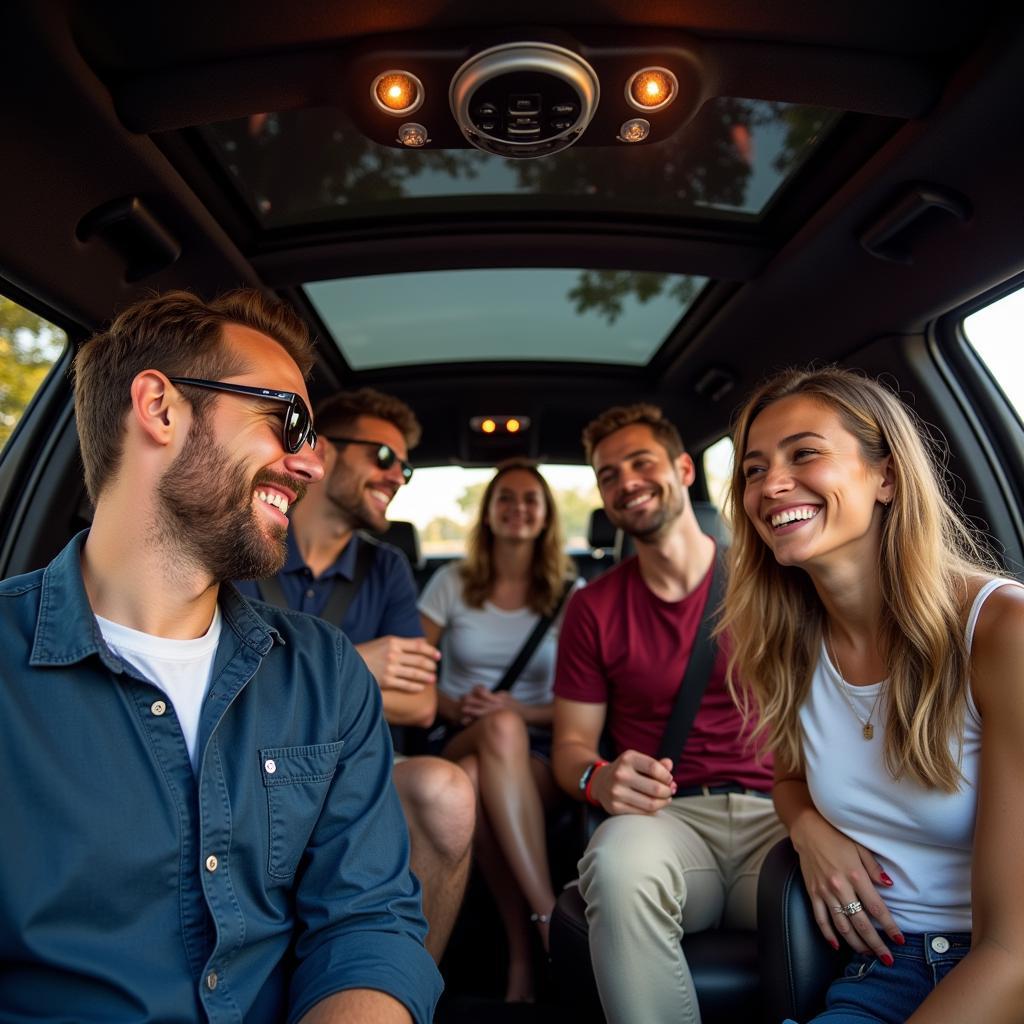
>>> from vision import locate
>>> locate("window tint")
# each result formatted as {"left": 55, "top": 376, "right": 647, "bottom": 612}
{"left": 962, "top": 285, "right": 1024, "bottom": 425}
{"left": 702, "top": 435, "right": 734, "bottom": 518}
{"left": 387, "top": 465, "right": 600, "bottom": 556}
{"left": 1, "top": 294, "right": 66, "bottom": 452}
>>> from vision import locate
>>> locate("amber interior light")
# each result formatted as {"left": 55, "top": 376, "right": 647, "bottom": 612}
{"left": 627, "top": 68, "right": 676, "bottom": 111}
{"left": 372, "top": 72, "right": 421, "bottom": 114}
{"left": 482, "top": 419, "right": 497, "bottom": 434}
{"left": 506, "top": 418, "right": 521, "bottom": 433}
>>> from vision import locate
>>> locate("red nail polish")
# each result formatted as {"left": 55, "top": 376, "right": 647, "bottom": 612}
{"left": 879, "top": 872, "right": 894, "bottom": 886}
{"left": 829, "top": 939, "right": 839, "bottom": 951}
{"left": 880, "top": 953, "right": 894, "bottom": 967}
{"left": 893, "top": 933, "right": 905, "bottom": 946}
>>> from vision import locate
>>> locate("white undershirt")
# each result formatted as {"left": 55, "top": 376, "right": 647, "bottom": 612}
{"left": 97, "top": 607, "right": 222, "bottom": 773}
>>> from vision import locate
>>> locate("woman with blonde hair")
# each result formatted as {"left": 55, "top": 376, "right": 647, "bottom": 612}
{"left": 721, "top": 365, "right": 1024, "bottom": 1022}
{"left": 419, "top": 459, "right": 576, "bottom": 1001}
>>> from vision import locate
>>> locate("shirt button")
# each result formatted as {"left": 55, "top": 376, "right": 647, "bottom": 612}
{"left": 151, "top": 700, "right": 167, "bottom": 716}
{"left": 264, "top": 759, "right": 277, "bottom": 774}
{"left": 931, "top": 935, "right": 950, "bottom": 953}
{"left": 206, "top": 971, "right": 218, "bottom": 991}
{"left": 205, "top": 854, "right": 219, "bottom": 872}
{"left": 305, "top": 588, "right": 315, "bottom": 599}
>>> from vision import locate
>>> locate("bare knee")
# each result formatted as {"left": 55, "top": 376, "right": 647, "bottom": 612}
{"left": 478, "top": 708, "right": 530, "bottom": 761}
{"left": 395, "top": 757, "right": 475, "bottom": 862}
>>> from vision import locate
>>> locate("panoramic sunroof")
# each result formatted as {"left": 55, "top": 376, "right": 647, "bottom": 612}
{"left": 201, "top": 99, "right": 838, "bottom": 229}
{"left": 305, "top": 268, "right": 707, "bottom": 370}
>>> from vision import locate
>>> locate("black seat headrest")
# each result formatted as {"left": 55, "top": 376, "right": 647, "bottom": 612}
{"left": 379, "top": 520, "right": 424, "bottom": 570}
{"left": 587, "top": 508, "right": 616, "bottom": 550}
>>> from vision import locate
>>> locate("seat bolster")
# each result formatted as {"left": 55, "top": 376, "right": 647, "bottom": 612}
{"left": 757, "top": 838, "right": 844, "bottom": 1021}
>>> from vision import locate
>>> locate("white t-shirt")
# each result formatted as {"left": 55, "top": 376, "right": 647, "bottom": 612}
{"left": 418, "top": 561, "right": 574, "bottom": 706}
{"left": 96, "top": 607, "right": 222, "bottom": 773}
{"left": 801, "top": 579, "right": 1020, "bottom": 934}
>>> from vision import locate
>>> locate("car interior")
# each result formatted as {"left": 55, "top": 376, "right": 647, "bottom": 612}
{"left": 3, "top": 2, "right": 1023, "bottom": 1021}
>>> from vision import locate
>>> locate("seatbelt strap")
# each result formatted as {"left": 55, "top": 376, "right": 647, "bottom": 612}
{"left": 655, "top": 550, "right": 726, "bottom": 762}
{"left": 257, "top": 533, "right": 377, "bottom": 626}
{"left": 492, "top": 579, "right": 574, "bottom": 694}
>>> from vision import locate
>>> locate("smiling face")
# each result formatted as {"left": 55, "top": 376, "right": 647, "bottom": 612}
{"left": 155, "top": 323, "right": 324, "bottom": 581}
{"left": 322, "top": 415, "right": 409, "bottom": 533}
{"left": 741, "top": 394, "right": 893, "bottom": 572}
{"left": 486, "top": 468, "right": 548, "bottom": 543}
{"left": 593, "top": 422, "right": 693, "bottom": 542}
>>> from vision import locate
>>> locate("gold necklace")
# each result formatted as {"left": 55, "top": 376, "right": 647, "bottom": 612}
{"left": 825, "top": 625, "right": 885, "bottom": 741}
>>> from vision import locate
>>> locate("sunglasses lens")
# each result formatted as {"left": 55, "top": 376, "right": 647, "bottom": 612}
{"left": 374, "top": 444, "right": 413, "bottom": 482}
{"left": 285, "top": 403, "right": 310, "bottom": 453}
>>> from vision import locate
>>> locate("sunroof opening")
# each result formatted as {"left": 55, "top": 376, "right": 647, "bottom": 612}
{"left": 200, "top": 98, "right": 838, "bottom": 229}
{"left": 305, "top": 268, "right": 708, "bottom": 370}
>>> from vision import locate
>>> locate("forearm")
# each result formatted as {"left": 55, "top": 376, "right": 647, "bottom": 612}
{"left": 436, "top": 690, "right": 461, "bottom": 724}
{"left": 381, "top": 687, "right": 436, "bottom": 727}
{"left": 552, "top": 737, "right": 599, "bottom": 800}
{"left": 908, "top": 941, "right": 1024, "bottom": 1024}
{"left": 299, "top": 989, "right": 412, "bottom": 1024}
{"left": 772, "top": 776, "right": 824, "bottom": 846}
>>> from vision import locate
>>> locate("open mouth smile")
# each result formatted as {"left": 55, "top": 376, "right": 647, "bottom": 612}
{"left": 767, "top": 504, "right": 821, "bottom": 530}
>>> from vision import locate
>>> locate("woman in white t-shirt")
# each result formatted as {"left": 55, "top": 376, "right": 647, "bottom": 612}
{"left": 419, "top": 459, "right": 576, "bottom": 1002}
{"left": 720, "top": 366, "right": 1024, "bottom": 1023}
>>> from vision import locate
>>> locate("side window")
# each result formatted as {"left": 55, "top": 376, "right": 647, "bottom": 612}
{"left": 962, "top": 285, "right": 1024, "bottom": 426}
{"left": 702, "top": 435, "right": 734, "bottom": 518}
{"left": 1, "top": 293, "right": 67, "bottom": 452}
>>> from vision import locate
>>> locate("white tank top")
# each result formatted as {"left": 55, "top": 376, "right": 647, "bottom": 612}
{"left": 800, "top": 579, "right": 1019, "bottom": 934}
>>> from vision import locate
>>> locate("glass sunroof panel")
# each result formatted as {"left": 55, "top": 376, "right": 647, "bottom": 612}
{"left": 201, "top": 99, "right": 838, "bottom": 229}
{"left": 305, "top": 268, "right": 707, "bottom": 370}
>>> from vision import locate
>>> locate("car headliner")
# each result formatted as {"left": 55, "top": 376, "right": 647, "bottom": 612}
{"left": 2, "top": 0, "right": 1022, "bottom": 473}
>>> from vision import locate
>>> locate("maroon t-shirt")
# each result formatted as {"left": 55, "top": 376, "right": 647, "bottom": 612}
{"left": 554, "top": 553, "right": 772, "bottom": 790}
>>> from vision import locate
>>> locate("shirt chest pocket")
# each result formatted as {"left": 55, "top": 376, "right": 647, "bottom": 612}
{"left": 260, "top": 740, "right": 345, "bottom": 880}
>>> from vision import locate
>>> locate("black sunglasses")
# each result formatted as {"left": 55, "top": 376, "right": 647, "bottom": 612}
{"left": 168, "top": 377, "right": 317, "bottom": 454}
{"left": 326, "top": 436, "right": 414, "bottom": 483}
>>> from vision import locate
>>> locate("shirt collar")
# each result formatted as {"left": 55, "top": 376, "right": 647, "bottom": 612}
{"left": 30, "top": 531, "right": 283, "bottom": 669}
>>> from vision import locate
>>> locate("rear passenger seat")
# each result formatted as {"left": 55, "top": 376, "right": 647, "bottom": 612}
{"left": 574, "top": 508, "right": 618, "bottom": 581}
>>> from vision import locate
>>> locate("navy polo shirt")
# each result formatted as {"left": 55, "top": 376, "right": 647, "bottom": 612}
{"left": 235, "top": 531, "right": 423, "bottom": 643}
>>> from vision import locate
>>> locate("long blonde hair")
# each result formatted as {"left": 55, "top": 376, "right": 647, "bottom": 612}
{"left": 460, "top": 459, "right": 573, "bottom": 616}
{"left": 720, "top": 366, "right": 996, "bottom": 791}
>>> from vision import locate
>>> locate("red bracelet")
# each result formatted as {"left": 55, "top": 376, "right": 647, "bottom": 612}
{"left": 584, "top": 760, "right": 609, "bottom": 807}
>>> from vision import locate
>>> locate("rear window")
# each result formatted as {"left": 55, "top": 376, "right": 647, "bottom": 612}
{"left": 387, "top": 465, "right": 599, "bottom": 557}
{"left": 962, "top": 284, "right": 1024, "bottom": 425}
{"left": 1, "top": 294, "right": 67, "bottom": 452}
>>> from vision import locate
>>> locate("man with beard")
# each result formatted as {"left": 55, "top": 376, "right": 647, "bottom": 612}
{"left": 0, "top": 290, "right": 441, "bottom": 1023}
{"left": 551, "top": 403, "right": 784, "bottom": 1024}
{"left": 235, "top": 388, "right": 474, "bottom": 962}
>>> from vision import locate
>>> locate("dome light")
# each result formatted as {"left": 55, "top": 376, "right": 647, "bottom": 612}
{"left": 618, "top": 118, "right": 651, "bottom": 143}
{"left": 397, "top": 122, "right": 429, "bottom": 147}
{"left": 481, "top": 418, "right": 497, "bottom": 434}
{"left": 371, "top": 70, "right": 424, "bottom": 116}
{"left": 625, "top": 67, "right": 678, "bottom": 113}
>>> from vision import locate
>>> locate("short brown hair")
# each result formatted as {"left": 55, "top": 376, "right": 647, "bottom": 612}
{"left": 315, "top": 388, "right": 422, "bottom": 450}
{"left": 73, "top": 289, "right": 314, "bottom": 501}
{"left": 582, "top": 402, "right": 685, "bottom": 464}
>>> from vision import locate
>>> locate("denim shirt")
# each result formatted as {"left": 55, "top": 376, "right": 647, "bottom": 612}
{"left": 0, "top": 533, "right": 442, "bottom": 1024}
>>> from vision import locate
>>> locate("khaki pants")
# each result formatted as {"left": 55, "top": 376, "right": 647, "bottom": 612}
{"left": 578, "top": 792, "right": 786, "bottom": 1024}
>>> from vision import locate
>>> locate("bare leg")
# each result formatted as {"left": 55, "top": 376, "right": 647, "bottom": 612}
{"left": 460, "top": 755, "right": 535, "bottom": 1002}
{"left": 444, "top": 710, "right": 557, "bottom": 950}
{"left": 393, "top": 756, "right": 475, "bottom": 962}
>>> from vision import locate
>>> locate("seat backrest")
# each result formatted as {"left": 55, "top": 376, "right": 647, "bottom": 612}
{"left": 378, "top": 520, "right": 424, "bottom": 570}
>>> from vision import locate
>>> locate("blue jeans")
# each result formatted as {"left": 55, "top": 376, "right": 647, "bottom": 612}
{"left": 784, "top": 931, "right": 971, "bottom": 1023}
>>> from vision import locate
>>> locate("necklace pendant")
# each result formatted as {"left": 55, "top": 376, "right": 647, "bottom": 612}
{"left": 862, "top": 723, "right": 874, "bottom": 740}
